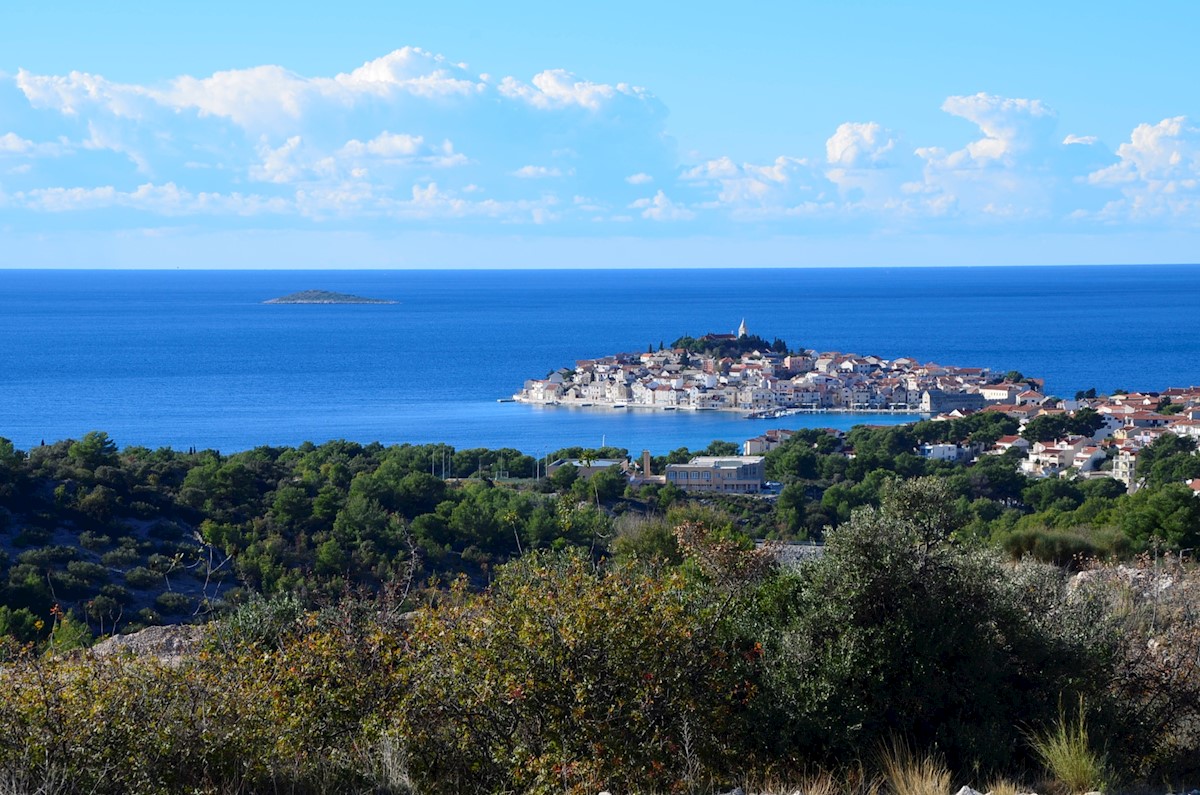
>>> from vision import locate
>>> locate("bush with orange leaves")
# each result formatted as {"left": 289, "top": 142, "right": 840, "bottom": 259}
{"left": 392, "top": 549, "right": 767, "bottom": 795}
{"left": 0, "top": 601, "right": 406, "bottom": 794}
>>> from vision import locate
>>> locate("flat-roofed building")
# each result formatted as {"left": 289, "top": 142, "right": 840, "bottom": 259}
{"left": 665, "top": 455, "right": 765, "bottom": 493}
{"left": 920, "top": 389, "right": 986, "bottom": 414}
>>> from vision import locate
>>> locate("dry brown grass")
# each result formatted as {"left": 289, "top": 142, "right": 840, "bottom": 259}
{"left": 740, "top": 762, "right": 883, "bottom": 795}
{"left": 878, "top": 738, "right": 952, "bottom": 795}
{"left": 984, "top": 776, "right": 1026, "bottom": 795}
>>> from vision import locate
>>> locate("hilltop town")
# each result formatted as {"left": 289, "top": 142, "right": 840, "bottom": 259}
{"left": 515, "top": 321, "right": 1029, "bottom": 415}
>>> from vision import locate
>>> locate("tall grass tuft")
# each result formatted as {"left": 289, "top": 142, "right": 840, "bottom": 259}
{"left": 984, "top": 777, "right": 1025, "bottom": 795}
{"left": 795, "top": 769, "right": 844, "bottom": 795}
{"left": 1029, "top": 697, "right": 1108, "bottom": 794}
{"left": 878, "top": 738, "right": 952, "bottom": 795}
{"left": 752, "top": 768, "right": 845, "bottom": 795}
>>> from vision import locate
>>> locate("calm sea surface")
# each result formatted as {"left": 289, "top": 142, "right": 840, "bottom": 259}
{"left": 1, "top": 266, "right": 1197, "bottom": 455}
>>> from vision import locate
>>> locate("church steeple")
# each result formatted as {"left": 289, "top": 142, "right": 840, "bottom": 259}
{"left": 737, "top": 318, "right": 748, "bottom": 338}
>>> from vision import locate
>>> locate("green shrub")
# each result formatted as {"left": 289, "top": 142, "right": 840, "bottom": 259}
{"left": 78, "top": 530, "right": 113, "bottom": 550}
{"left": 46, "top": 611, "right": 91, "bottom": 653}
{"left": 124, "top": 566, "right": 160, "bottom": 589}
{"left": 16, "top": 545, "right": 79, "bottom": 567}
{"left": 99, "top": 584, "right": 133, "bottom": 604}
{"left": 134, "top": 607, "right": 161, "bottom": 626}
{"left": 0, "top": 605, "right": 41, "bottom": 644}
{"left": 12, "top": 527, "right": 52, "bottom": 547}
{"left": 756, "top": 477, "right": 1114, "bottom": 772}
{"left": 147, "top": 553, "right": 178, "bottom": 573}
{"left": 154, "top": 592, "right": 193, "bottom": 616}
{"left": 207, "top": 592, "right": 305, "bottom": 651}
{"left": 128, "top": 500, "right": 158, "bottom": 519}
{"left": 1001, "top": 525, "right": 1130, "bottom": 565}
{"left": 47, "top": 570, "right": 91, "bottom": 599}
{"left": 116, "top": 535, "right": 153, "bottom": 554}
{"left": 66, "top": 560, "right": 109, "bottom": 584}
{"left": 101, "top": 547, "right": 141, "bottom": 567}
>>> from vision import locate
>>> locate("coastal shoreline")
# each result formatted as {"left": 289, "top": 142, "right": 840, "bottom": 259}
{"left": 512, "top": 397, "right": 927, "bottom": 417}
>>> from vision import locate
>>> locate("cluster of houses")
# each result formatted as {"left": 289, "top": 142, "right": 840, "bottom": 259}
{"left": 977, "top": 388, "right": 1200, "bottom": 491}
{"left": 742, "top": 387, "right": 1200, "bottom": 493}
{"left": 544, "top": 383, "right": 1200, "bottom": 498}
{"left": 1070, "top": 389, "right": 1200, "bottom": 492}
{"left": 514, "top": 325, "right": 1022, "bottom": 414}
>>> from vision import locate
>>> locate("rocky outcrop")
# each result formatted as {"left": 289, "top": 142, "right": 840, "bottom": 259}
{"left": 90, "top": 624, "right": 207, "bottom": 665}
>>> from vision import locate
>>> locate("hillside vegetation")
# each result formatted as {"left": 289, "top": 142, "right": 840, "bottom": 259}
{"left": 1, "top": 429, "right": 1199, "bottom": 792}
{"left": 0, "top": 480, "right": 1197, "bottom": 793}
{"left": 2, "top": 421, "right": 1198, "bottom": 645}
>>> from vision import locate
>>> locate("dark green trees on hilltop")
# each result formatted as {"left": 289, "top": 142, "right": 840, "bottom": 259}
{"left": 670, "top": 333, "right": 790, "bottom": 358}
{"left": 0, "top": 435, "right": 612, "bottom": 644}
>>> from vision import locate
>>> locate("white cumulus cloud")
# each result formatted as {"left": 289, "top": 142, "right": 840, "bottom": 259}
{"left": 17, "top": 181, "right": 290, "bottom": 215}
{"left": 1086, "top": 116, "right": 1200, "bottom": 222}
{"left": 630, "top": 190, "right": 694, "bottom": 221}
{"left": 512, "top": 165, "right": 566, "bottom": 179}
{"left": 6, "top": 48, "right": 1198, "bottom": 240}
{"left": 826, "top": 122, "right": 896, "bottom": 167}
{"left": 342, "top": 132, "right": 423, "bottom": 158}
{"left": 498, "top": 69, "right": 649, "bottom": 112}
{"left": 935, "top": 93, "right": 1056, "bottom": 166}
{"left": 682, "top": 155, "right": 811, "bottom": 212}
{"left": 250, "top": 136, "right": 307, "bottom": 184}
{"left": 16, "top": 68, "right": 154, "bottom": 119}
{"left": 1088, "top": 116, "right": 1200, "bottom": 186}
{"left": 4, "top": 47, "right": 669, "bottom": 229}
{"left": 0, "top": 132, "right": 33, "bottom": 153}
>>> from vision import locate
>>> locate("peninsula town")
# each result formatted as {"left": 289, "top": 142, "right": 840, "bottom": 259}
{"left": 515, "top": 321, "right": 1014, "bottom": 415}
{"left": 516, "top": 322, "right": 1200, "bottom": 493}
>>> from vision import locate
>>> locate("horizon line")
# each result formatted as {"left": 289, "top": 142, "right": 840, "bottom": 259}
{"left": 2, "top": 262, "right": 1200, "bottom": 272}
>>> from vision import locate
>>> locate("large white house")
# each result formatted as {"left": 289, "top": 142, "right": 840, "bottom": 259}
{"left": 665, "top": 456, "right": 766, "bottom": 493}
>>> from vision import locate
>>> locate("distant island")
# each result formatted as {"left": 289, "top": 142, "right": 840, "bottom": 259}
{"left": 263, "top": 290, "right": 396, "bottom": 304}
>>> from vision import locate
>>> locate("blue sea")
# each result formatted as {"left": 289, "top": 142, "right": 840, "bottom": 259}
{"left": 1, "top": 266, "right": 1198, "bottom": 456}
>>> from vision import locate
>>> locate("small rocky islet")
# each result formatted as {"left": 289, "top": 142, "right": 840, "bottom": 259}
{"left": 263, "top": 289, "right": 396, "bottom": 304}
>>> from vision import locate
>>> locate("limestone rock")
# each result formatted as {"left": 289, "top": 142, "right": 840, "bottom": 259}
{"left": 90, "top": 623, "right": 207, "bottom": 664}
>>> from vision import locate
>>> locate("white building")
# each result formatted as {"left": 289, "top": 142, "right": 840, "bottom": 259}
{"left": 665, "top": 456, "right": 766, "bottom": 493}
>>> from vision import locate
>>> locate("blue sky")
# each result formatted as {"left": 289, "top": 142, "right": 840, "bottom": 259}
{"left": 2, "top": 1, "right": 1198, "bottom": 268}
